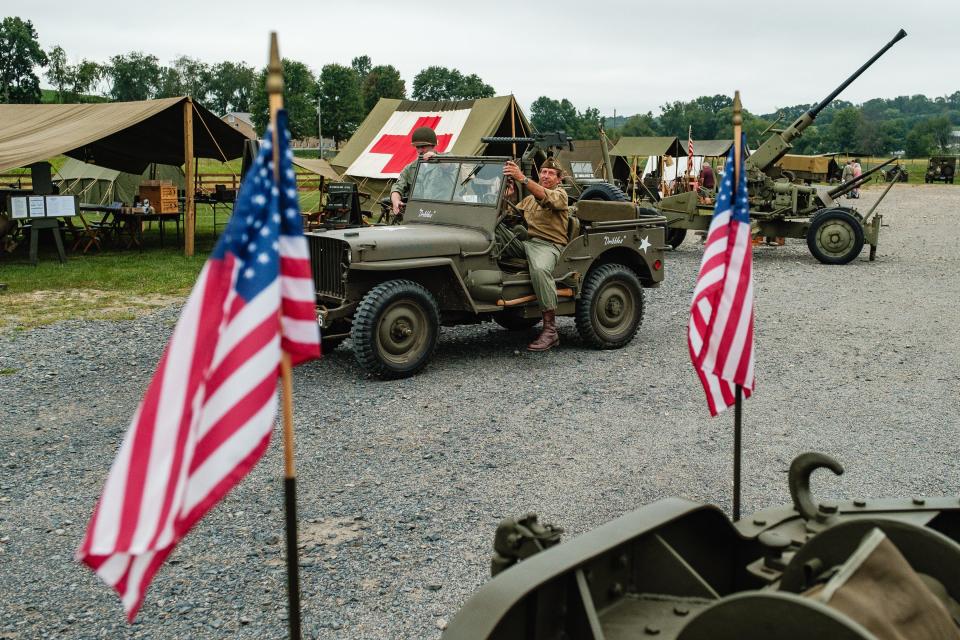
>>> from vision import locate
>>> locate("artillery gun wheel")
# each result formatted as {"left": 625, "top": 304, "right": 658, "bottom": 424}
{"left": 351, "top": 280, "right": 440, "bottom": 378}
{"left": 577, "top": 182, "right": 629, "bottom": 202}
{"left": 575, "top": 264, "right": 643, "bottom": 349}
{"left": 806, "top": 208, "right": 865, "bottom": 265}
{"left": 493, "top": 314, "right": 541, "bottom": 331}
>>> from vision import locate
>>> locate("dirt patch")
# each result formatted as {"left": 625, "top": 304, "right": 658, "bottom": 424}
{"left": 0, "top": 289, "right": 183, "bottom": 329}
{"left": 300, "top": 519, "right": 364, "bottom": 547}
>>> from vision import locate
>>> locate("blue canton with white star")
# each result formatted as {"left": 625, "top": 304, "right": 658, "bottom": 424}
{"left": 713, "top": 133, "right": 750, "bottom": 224}
{"left": 211, "top": 110, "right": 304, "bottom": 302}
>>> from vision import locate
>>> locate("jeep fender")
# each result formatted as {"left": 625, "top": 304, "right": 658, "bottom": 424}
{"left": 348, "top": 258, "right": 476, "bottom": 312}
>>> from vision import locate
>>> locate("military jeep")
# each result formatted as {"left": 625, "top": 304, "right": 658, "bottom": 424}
{"left": 305, "top": 155, "right": 667, "bottom": 378}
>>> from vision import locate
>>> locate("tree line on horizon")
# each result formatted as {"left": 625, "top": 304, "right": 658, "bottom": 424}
{"left": 2, "top": 16, "right": 958, "bottom": 158}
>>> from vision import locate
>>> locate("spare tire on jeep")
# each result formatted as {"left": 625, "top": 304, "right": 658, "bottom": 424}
{"left": 578, "top": 183, "right": 629, "bottom": 202}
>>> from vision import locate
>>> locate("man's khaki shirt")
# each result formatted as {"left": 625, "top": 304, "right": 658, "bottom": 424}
{"left": 519, "top": 186, "right": 569, "bottom": 246}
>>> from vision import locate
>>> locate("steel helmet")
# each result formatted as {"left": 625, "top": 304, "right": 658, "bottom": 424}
{"left": 411, "top": 126, "right": 438, "bottom": 147}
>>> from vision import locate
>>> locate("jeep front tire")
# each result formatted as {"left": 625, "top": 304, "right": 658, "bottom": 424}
{"left": 575, "top": 264, "right": 644, "bottom": 349}
{"left": 351, "top": 280, "right": 440, "bottom": 378}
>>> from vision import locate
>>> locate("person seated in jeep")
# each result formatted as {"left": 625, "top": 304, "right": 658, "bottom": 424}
{"left": 499, "top": 157, "right": 569, "bottom": 352}
{"left": 390, "top": 126, "right": 440, "bottom": 217}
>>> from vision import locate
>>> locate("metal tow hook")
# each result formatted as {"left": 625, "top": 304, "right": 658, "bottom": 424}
{"left": 788, "top": 452, "right": 844, "bottom": 526}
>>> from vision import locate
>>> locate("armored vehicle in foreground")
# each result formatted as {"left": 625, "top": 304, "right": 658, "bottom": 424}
{"left": 654, "top": 30, "right": 907, "bottom": 263}
{"left": 445, "top": 451, "right": 960, "bottom": 639}
{"left": 925, "top": 156, "right": 956, "bottom": 184}
{"left": 305, "top": 155, "right": 666, "bottom": 378}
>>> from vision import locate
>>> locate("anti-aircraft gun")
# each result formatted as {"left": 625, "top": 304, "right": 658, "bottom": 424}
{"left": 655, "top": 30, "right": 907, "bottom": 263}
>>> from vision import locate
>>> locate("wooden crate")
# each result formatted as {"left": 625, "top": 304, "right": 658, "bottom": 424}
{"left": 139, "top": 185, "right": 178, "bottom": 203}
{"left": 152, "top": 198, "right": 178, "bottom": 214}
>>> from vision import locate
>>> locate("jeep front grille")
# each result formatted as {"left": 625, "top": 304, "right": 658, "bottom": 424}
{"left": 307, "top": 236, "right": 348, "bottom": 298}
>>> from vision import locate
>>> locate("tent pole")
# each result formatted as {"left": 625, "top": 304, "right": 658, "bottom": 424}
{"left": 510, "top": 96, "right": 517, "bottom": 158}
{"left": 183, "top": 98, "right": 195, "bottom": 257}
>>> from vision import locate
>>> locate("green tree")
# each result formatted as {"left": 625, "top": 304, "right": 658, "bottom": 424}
{"left": 412, "top": 66, "right": 494, "bottom": 101}
{"left": 71, "top": 60, "right": 103, "bottom": 101}
{"left": 209, "top": 61, "right": 255, "bottom": 114}
{"left": 828, "top": 107, "right": 863, "bottom": 152}
{"left": 617, "top": 112, "right": 658, "bottom": 138}
{"left": 251, "top": 59, "right": 319, "bottom": 139}
{"left": 45, "top": 45, "right": 70, "bottom": 102}
{"left": 905, "top": 125, "right": 933, "bottom": 158}
{"left": 0, "top": 17, "right": 47, "bottom": 103}
{"left": 361, "top": 64, "right": 405, "bottom": 113}
{"left": 455, "top": 73, "right": 494, "bottom": 100}
{"left": 412, "top": 66, "right": 454, "bottom": 101}
{"left": 171, "top": 56, "right": 212, "bottom": 104}
{"left": 351, "top": 55, "right": 372, "bottom": 82}
{"left": 107, "top": 52, "right": 162, "bottom": 101}
{"left": 317, "top": 63, "right": 363, "bottom": 148}
{"left": 530, "top": 96, "right": 579, "bottom": 133}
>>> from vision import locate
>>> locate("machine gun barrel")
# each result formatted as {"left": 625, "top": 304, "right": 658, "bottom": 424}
{"left": 827, "top": 157, "right": 896, "bottom": 198}
{"left": 749, "top": 29, "right": 906, "bottom": 173}
{"left": 809, "top": 29, "right": 907, "bottom": 119}
{"left": 481, "top": 136, "right": 537, "bottom": 145}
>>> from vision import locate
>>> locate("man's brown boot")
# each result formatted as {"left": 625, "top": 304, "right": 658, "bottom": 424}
{"left": 527, "top": 310, "right": 559, "bottom": 352}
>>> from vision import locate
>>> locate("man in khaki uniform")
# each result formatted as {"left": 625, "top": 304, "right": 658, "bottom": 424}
{"left": 390, "top": 127, "right": 439, "bottom": 216}
{"left": 500, "top": 157, "right": 569, "bottom": 352}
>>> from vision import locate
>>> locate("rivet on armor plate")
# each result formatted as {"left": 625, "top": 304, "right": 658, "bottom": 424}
{"left": 853, "top": 499, "right": 866, "bottom": 507}
{"left": 674, "top": 606, "right": 690, "bottom": 616}
{"left": 644, "top": 625, "right": 661, "bottom": 635}
{"left": 913, "top": 498, "right": 925, "bottom": 506}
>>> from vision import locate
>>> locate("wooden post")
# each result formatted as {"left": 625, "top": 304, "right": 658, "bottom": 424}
{"left": 183, "top": 98, "right": 195, "bottom": 257}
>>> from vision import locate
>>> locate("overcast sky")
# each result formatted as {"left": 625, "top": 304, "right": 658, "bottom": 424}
{"left": 18, "top": 0, "right": 958, "bottom": 117}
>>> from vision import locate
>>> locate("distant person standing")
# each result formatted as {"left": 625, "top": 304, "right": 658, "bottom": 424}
{"left": 700, "top": 161, "right": 716, "bottom": 190}
{"left": 841, "top": 160, "right": 855, "bottom": 199}
{"left": 852, "top": 158, "right": 863, "bottom": 199}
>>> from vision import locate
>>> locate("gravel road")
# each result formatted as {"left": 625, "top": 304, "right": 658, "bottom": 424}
{"left": 1, "top": 184, "right": 958, "bottom": 639}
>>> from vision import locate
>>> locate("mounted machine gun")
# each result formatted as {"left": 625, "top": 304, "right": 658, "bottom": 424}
{"left": 655, "top": 29, "right": 907, "bottom": 263}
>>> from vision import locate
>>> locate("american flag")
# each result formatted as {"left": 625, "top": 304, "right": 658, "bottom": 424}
{"left": 688, "top": 136, "right": 754, "bottom": 416}
{"left": 76, "top": 110, "right": 321, "bottom": 620}
{"left": 687, "top": 126, "right": 694, "bottom": 165}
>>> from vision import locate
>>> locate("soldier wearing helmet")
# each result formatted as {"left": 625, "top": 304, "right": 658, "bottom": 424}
{"left": 390, "top": 126, "right": 440, "bottom": 217}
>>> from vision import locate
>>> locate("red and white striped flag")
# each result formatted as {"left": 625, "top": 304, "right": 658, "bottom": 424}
{"left": 688, "top": 136, "right": 754, "bottom": 416}
{"left": 687, "top": 126, "right": 694, "bottom": 165}
{"left": 76, "top": 110, "right": 320, "bottom": 620}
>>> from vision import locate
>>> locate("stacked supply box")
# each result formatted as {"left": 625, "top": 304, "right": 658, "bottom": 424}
{"left": 139, "top": 180, "right": 179, "bottom": 214}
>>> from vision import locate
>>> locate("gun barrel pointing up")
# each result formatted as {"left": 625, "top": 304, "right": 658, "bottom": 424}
{"left": 749, "top": 29, "right": 907, "bottom": 173}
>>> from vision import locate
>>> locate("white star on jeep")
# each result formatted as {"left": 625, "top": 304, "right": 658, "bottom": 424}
{"left": 639, "top": 235, "right": 651, "bottom": 253}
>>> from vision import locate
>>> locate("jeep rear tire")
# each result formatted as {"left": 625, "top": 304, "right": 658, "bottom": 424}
{"left": 352, "top": 280, "right": 440, "bottom": 378}
{"left": 575, "top": 264, "right": 644, "bottom": 349}
{"left": 493, "top": 314, "right": 541, "bottom": 331}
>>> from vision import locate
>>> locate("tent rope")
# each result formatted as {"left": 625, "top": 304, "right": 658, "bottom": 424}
{"left": 191, "top": 102, "right": 234, "bottom": 173}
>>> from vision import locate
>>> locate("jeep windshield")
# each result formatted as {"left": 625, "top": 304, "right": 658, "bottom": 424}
{"left": 411, "top": 160, "right": 504, "bottom": 206}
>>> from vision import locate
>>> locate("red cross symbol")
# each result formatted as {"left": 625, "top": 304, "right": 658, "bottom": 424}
{"left": 369, "top": 116, "right": 454, "bottom": 174}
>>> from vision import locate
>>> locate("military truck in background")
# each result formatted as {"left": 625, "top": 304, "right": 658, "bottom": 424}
{"left": 925, "top": 156, "right": 956, "bottom": 184}
{"left": 305, "top": 155, "right": 667, "bottom": 378}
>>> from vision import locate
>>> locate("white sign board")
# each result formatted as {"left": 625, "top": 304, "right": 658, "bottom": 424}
{"left": 9, "top": 196, "right": 29, "bottom": 219}
{"left": 28, "top": 196, "right": 46, "bottom": 217}
{"left": 45, "top": 195, "right": 77, "bottom": 217}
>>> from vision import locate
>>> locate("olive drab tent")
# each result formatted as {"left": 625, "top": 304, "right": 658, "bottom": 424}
{"left": 331, "top": 95, "right": 531, "bottom": 210}
{"left": 53, "top": 157, "right": 185, "bottom": 205}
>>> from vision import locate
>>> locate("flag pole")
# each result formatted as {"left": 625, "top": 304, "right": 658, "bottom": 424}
{"left": 267, "top": 32, "right": 303, "bottom": 640}
{"left": 732, "top": 91, "right": 743, "bottom": 522}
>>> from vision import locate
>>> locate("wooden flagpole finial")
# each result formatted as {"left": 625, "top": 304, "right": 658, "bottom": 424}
{"left": 267, "top": 32, "right": 283, "bottom": 99}
{"left": 733, "top": 90, "right": 743, "bottom": 183}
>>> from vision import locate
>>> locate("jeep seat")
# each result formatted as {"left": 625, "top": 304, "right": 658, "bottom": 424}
{"left": 498, "top": 217, "right": 579, "bottom": 272}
